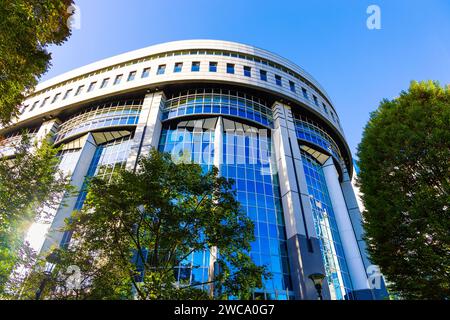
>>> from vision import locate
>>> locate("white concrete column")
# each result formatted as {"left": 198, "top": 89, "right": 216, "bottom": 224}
{"left": 272, "top": 103, "right": 307, "bottom": 239}
{"left": 341, "top": 165, "right": 372, "bottom": 271}
{"left": 126, "top": 91, "right": 165, "bottom": 171}
{"left": 213, "top": 117, "right": 223, "bottom": 171}
{"left": 40, "top": 133, "right": 98, "bottom": 254}
{"left": 322, "top": 157, "right": 369, "bottom": 290}
{"left": 272, "top": 101, "right": 330, "bottom": 300}
{"left": 35, "top": 118, "right": 61, "bottom": 145}
{"left": 209, "top": 117, "right": 223, "bottom": 296}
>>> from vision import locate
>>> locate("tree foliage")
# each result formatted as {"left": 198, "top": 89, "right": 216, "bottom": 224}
{"left": 0, "top": 0, "right": 74, "bottom": 124}
{"left": 19, "top": 149, "right": 268, "bottom": 300}
{"left": 0, "top": 134, "right": 70, "bottom": 297}
{"left": 357, "top": 81, "right": 450, "bottom": 299}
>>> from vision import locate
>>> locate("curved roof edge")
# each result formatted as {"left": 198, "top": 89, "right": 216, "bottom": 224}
{"left": 36, "top": 39, "right": 333, "bottom": 105}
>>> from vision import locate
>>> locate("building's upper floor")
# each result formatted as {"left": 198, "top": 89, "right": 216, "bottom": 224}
{"left": 0, "top": 40, "right": 353, "bottom": 175}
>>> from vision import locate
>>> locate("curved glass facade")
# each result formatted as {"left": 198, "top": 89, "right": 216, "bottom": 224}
{"left": 222, "top": 119, "right": 293, "bottom": 300}
{"left": 8, "top": 40, "right": 382, "bottom": 300}
{"left": 293, "top": 113, "right": 342, "bottom": 162}
{"left": 60, "top": 135, "right": 133, "bottom": 247}
{"left": 300, "top": 150, "right": 353, "bottom": 299}
{"left": 163, "top": 88, "right": 273, "bottom": 128}
{"left": 158, "top": 116, "right": 293, "bottom": 299}
{"left": 55, "top": 100, "right": 142, "bottom": 143}
{"left": 158, "top": 119, "right": 216, "bottom": 291}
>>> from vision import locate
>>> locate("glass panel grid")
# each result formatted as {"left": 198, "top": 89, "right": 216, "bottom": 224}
{"left": 163, "top": 88, "right": 273, "bottom": 128}
{"left": 293, "top": 114, "right": 342, "bottom": 162}
{"left": 61, "top": 135, "right": 133, "bottom": 247}
{"left": 55, "top": 99, "right": 143, "bottom": 143}
{"left": 300, "top": 150, "right": 353, "bottom": 300}
{"left": 222, "top": 122, "right": 292, "bottom": 298}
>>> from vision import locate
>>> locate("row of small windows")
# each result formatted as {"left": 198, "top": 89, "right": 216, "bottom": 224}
{"left": 27, "top": 48, "right": 330, "bottom": 107}
{"left": 21, "top": 61, "right": 339, "bottom": 127}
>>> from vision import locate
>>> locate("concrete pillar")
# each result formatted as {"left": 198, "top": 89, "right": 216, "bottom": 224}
{"left": 272, "top": 101, "right": 330, "bottom": 300}
{"left": 340, "top": 165, "right": 372, "bottom": 271}
{"left": 126, "top": 91, "right": 165, "bottom": 171}
{"left": 35, "top": 118, "right": 61, "bottom": 145}
{"left": 322, "top": 158, "right": 369, "bottom": 292}
{"left": 40, "top": 133, "right": 98, "bottom": 254}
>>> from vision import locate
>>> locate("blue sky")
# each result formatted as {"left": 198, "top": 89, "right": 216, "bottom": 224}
{"left": 41, "top": 0, "right": 450, "bottom": 156}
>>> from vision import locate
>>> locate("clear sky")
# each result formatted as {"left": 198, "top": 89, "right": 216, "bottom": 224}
{"left": 41, "top": 0, "right": 450, "bottom": 157}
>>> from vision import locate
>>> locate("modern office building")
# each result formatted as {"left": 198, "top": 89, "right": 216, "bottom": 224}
{"left": 0, "top": 40, "right": 386, "bottom": 300}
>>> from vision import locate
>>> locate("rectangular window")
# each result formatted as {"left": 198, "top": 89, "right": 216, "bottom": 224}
{"left": 30, "top": 101, "right": 39, "bottom": 111}
{"left": 302, "top": 87, "right": 308, "bottom": 100}
{"left": 174, "top": 62, "right": 183, "bottom": 73}
{"left": 330, "top": 111, "right": 336, "bottom": 122}
{"left": 227, "top": 63, "right": 235, "bottom": 74}
{"left": 289, "top": 81, "right": 296, "bottom": 93}
{"left": 191, "top": 61, "right": 200, "bottom": 72}
{"left": 63, "top": 89, "right": 72, "bottom": 100}
{"left": 275, "top": 75, "right": 282, "bottom": 86}
{"left": 209, "top": 62, "right": 217, "bottom": 72}
{"left": 260, "top": 70, "right": 267, "bottom": 81}
{"left": 20, "top": 105, "right": 29, "bottom": 114}
{"left": 157, "top": 64, "right": 166, "bottom": 75}
{"left": 243, "top": 66, "right": 251, "bottom": 77}
{"left": 100, "top": 78, "right": 109, "bottom": 88}
{"left": 141, "top": 68, "right": 151, "bottom": 78}
{"left": 114, "top": 74, "right": 123, "bottom": 85}
{"left": 313, "top": 95, "right": 319, "bottom": 106}
{"left": 40, "top": 97, "right": 49, "bottom": 108}
{"left": 127, "top": 71, "right": 136, "bottom": 81}
{"left": 322, "top": 103, "right": 329, "bottom": 114}
{"left": 87, "top": 81, "right": 96, "bottom": 92}
{"left": 51, "top": 93, "right": 61, "bottom": 104}
{"left": 75, "top": 85, "right": 84, "bottom": 96}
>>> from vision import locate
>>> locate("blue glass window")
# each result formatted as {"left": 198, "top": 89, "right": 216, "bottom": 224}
{"left": 313, "top": 95, "right": 319, "bottom": 106}
{"left": 209, "top": 62, "right": 217, "bottom": 72}
{"left": 87, "top": 82, "right": 96, "bottom": 92}
{"left": 302, "top": 87, "right": 308, "bottom": 100}
{"left": 260, "top": 70, "right": 267, "bottom": 81}
{"left": 191, "top": 61, "right": 200, "bottom": 72}
{"left": 174, "top": 63, "right": 183, "bottom": 73}
{"left": 100, "top": 78, "right": 109, "bottom": 88}
{"left": 226, "top": 63, "right": 235, "bottom": 74}
{"left": 289, "top": 81, "right": 296, "bottom": 93}
{"left": 244, "top": 66, "right": 251, "bottom": 77}
{"left": 127, "top": 71, "right": 136, "bottom": 81}
{"left": 157, "top": 64, "right": 166, "bottom": 75}
{"left": 114, "top": 74, "right": 123, "bottom": 85}
{"left": 275, "top": 75, "right": 282, "bottom": 86}
{"left": 75, "top": 85, "right": 84, "bottom": 96}
{"left": 141, "top": 67, "right": 151, "bottom": 78}
{"left": 63, "top": 89, "right": 72, "bottom": 100}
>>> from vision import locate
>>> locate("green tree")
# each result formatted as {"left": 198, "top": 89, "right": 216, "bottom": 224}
{"left": 0, "top": 0, "right": 74, "bottom": 124}
{"left": 0, "top": 133, "right": 70, "bottom": 297}
{"left": 19, "top": 149, "right": 268, "bottom": 300}
{"left": 357, "top": 81, "right": 450, "bottom": 299}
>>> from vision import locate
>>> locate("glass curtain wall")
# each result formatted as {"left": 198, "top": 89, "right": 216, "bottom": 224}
{"left": 221, "top": 118, "right": 293, "bottom": 300}
{"left": 60, "top": 135, "right": 133, "bottom": 247}
{"left": 299, "top": 150, "right": 353, "bottom": 300}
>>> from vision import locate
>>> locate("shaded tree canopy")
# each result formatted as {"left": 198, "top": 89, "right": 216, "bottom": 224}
{"left": 357, "top": 81, "right": 450, "bottom": 299}
{"left": 0, "top": 0, "right": 74, "bottom": 124}
{"left": 19, "top": 149, "right": 268, "bottom": 300}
